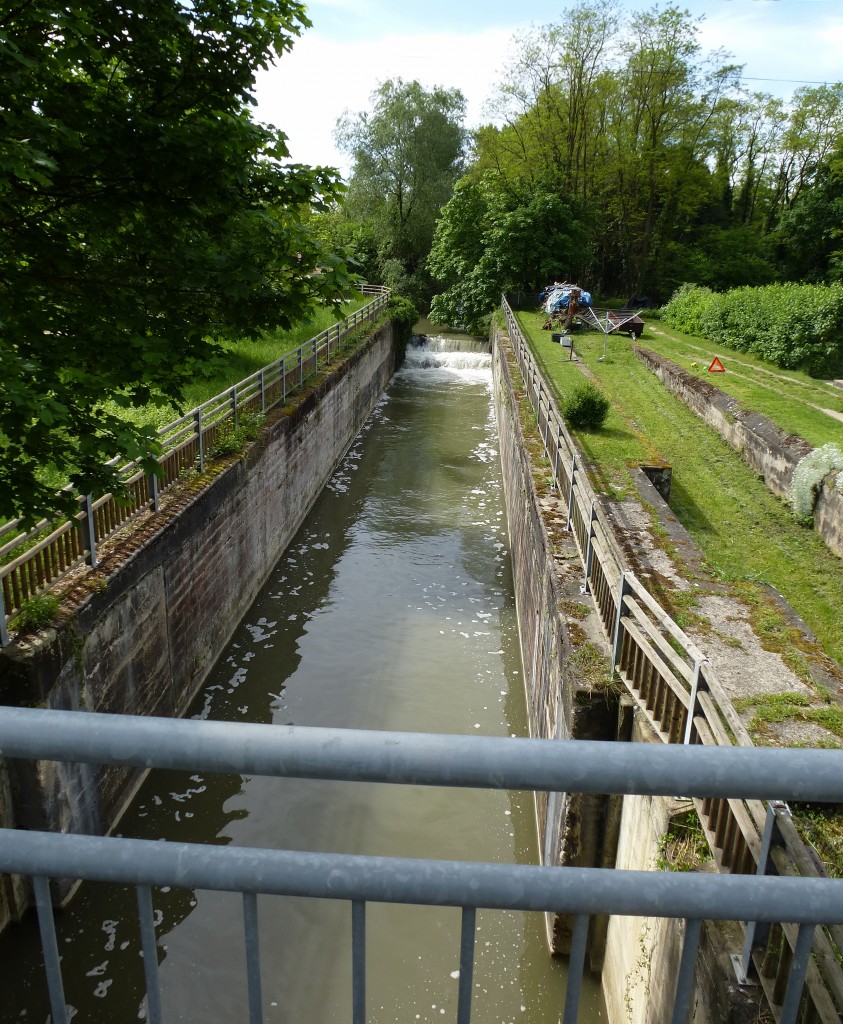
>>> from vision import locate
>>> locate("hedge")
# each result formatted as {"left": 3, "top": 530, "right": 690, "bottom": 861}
{"left": 661, "top": 282, "right": 843, "bottom": 377}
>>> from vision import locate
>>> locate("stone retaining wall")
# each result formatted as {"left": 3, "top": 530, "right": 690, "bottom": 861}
{"left": 635, "top": 346, "right": 843, "bottom": 557}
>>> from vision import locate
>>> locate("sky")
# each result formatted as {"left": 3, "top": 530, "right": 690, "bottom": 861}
{"left": 253, "top": 0, "right": 843, "bottom": 178}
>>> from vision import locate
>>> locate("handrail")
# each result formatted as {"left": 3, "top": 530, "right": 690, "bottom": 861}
{"left": 0, "top": 286, "right": 391, "bottom": 643}
{"left": 500, "top": 294, "right": 843, "bottom": 1024}
{"left": 2, "top": 715, "right": 843, "bottom": 1024}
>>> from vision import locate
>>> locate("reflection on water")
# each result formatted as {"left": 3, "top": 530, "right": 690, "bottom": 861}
{"left": 0, "top": 334, "right": 604, "bottom": 1024}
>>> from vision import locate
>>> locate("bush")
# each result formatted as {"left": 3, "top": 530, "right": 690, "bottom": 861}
{"left": 387, "top": 295, "right": 420, "bottom": 365}
{"left": 563, "top": 381, "right": 611, "bottom": 430}
{"left": 791, "top": 443, "right": 843, "bottom": 520}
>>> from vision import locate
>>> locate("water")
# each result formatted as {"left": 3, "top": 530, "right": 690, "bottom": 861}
{"left": 1, "top": 332, "right": 604, "bottom": 1023}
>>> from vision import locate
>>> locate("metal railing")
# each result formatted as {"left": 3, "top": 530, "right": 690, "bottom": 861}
{"left": 0, "top": 286, "right": 390, "bottom": 644}
{"left": 1, "top": 707, "right": 842, "bottom": 1024}
{"left": 500, "top": 295, "right": 843, "bottom": 1022}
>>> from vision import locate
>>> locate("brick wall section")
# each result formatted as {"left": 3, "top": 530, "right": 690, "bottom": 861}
{"left": 635, "top": 345, "right": 843, "bottom": 558}
{"left": 0, "top": 324, "right": 395, "bottom": 923}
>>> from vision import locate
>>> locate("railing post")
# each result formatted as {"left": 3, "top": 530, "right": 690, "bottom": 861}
{"left": 195, "top": 409, "right": 205, "bottom": 471}
{"left": 230, "top": 387, "right": 238, "bottom": 429}
{"left": 737, "top": 800, "right": 789, "bottom": 984}
{"left": 299, "top": 346, "right": 304, "bottom": 387}
{"left": 611, "top": 572, "right": 631, "bottom": 674}
{"left": 683, "top": 658, "right": 706, "bottom": 745}
{"left": 259, "top": 369, "right": 266, "bottom": 413}
{"left": 0, "top": 585, "right": 9, "bottom": 647}
{"left": 565, "top": 455, "right": 577, "bottom": 531}
{"left": 280, "top": 357, "right": 286, "bottom": 403}
{"left": 82, "top": 495, "right": 98, "bottom": 568}
{"left": 583, "top": 500, "right": 597, "bottom": 594}
{"left": 148, "top": 468, "right": 160, "bottom": 513}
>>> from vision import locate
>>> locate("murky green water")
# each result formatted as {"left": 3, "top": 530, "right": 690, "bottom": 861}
{"left": 2, "top": 332, "right": 604, "bottom": 1023}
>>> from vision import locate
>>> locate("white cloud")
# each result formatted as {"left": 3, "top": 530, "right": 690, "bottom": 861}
{"left": 254, "top": 27, "right": 516, "bottom": 176}
{"left": 255, "top": 4, "right": 843, "bottom": 178}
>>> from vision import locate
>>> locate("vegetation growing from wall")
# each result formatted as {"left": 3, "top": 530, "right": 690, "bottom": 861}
{"left": 661, "top": 283, "right": 843, "bottom": 377}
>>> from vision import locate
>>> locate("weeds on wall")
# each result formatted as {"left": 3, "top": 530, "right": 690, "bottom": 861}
{"left": 656, "top": 809, "right": 710, "bottom": 872}
{"left": 11, "top": 593, "right": 60, "bottom": 632}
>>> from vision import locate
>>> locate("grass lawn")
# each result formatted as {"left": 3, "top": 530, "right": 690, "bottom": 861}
{"left": 104, "top": 296, "right": 368, "bottom": 432}
{"left": 638, "top": 320, "right": 843, "bottom": 448}
{"left": 516, "top": 310, "right": 843, "bottom": 670}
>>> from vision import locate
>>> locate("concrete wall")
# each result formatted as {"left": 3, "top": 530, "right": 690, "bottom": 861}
{"left": 492, "top": 328, "right": 575, "bottom": 859}
{"left": 635, "top": 346, "right": 842, "bottom": 557}
{"left": 600, "top": 713, "right": 686, "bottom": 1024}
{"left": 492, "top": 326, "right": 624, "bottom": 964}
{"left": 494, "top": 328, "right": 746, "bottom": 1023}
{"left": 0, "top": 324, "right": 396, "bottom": 925}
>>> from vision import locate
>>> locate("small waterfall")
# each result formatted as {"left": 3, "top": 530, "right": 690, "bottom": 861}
{"left": 406, "top": 333, "right": 492, "bottom": 372}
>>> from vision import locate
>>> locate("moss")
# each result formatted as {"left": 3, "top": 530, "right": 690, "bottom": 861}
{"left": 734, "top": 692, "right": 843, "bottom": 740}
{"left": 561, "top": 600, "right": 591, "bottom": 621}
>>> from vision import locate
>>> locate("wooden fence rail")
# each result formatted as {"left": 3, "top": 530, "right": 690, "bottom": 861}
{"left": 501, "top": 295, "right": 843, "bottom": 1024}
{"left": 0, "top": 287, "right": 390, "bottom": 644}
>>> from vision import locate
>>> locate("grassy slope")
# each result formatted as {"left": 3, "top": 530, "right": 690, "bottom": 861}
{"left": 516, "top": 311, "right": 843, "bottom": 669}
{"left": 104, "top": 297, "right": 368, "bottom": 432}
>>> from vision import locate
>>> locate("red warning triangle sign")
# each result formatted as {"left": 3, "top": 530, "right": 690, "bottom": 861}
{"left": 708, "top": 357, "right": 725, "bottom": 373}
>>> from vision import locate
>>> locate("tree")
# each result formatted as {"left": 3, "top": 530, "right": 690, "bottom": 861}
{"left": 428, "top": 175, "right": 589, "bottom": 333}
{"left": 336, "top": 79, "right": 466, "bottom": 308}
{"left": 1, "top": 1, "right": 354, "bottom": 523}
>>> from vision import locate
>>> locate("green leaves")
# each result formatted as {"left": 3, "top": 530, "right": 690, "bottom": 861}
{"left": 429, "top": 176, "right": 588, "bottom": 333}
{"left": 336, "top": 78, "right": 466, "bottom": 307}
{"left": 0, "top": 1, "right": 355, "bottom": 524}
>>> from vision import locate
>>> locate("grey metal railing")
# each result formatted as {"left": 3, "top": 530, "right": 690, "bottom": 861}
{"left": 499, "top": 295, "right": 843, "bottom": 1022}
{"left": 0, "top": 285, "right": 390, "bottom": 644}
{"left": 1, "top": 707, "right": 842, "bottom": 1024}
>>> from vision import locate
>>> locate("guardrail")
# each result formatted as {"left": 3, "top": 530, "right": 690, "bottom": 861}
{"left": 0, "top": 286, "right": 390, "bottom": 645}
{"left": 1, "top": 708, "right": 841, "bottom": 1024}
{"left": 500, "top": 295, "right": 843, "bottom": 1024}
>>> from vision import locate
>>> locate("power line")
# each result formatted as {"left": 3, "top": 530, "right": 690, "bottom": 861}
{"left": 740, "top": 76, "right": 839, "bottom": 85}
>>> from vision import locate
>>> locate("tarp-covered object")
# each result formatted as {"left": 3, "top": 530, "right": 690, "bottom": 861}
{"left": 542, "top": 283, "right": 592, "bottom": 314}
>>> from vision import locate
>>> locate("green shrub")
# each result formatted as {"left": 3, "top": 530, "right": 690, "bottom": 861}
{"left": 387, "top": 295, "right": 420, "bottom": 364}
{"left": 12, "top": 593, "right": 60, "bottom": 632}
{"left": 208, "top": 411, "right": 265, "bottom": 460}
{"left": 791, "top": 443, "right": 843, "bottom": 520}
{"left": 563, "top": 381, "right": 611, "bottom": 430}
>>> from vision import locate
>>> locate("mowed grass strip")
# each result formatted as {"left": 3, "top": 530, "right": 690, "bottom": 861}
{"left": 639, "top": 320, "right": 843, "bottom": 448}
{"left": 516, "top": 311, "right": 843, "bottom": 669}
